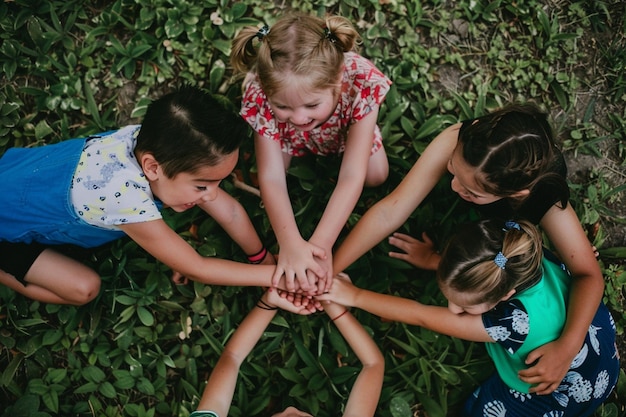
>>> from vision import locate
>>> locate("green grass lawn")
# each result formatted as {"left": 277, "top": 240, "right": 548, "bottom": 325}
{"left": 1, "top": 1, "right": 625, "bottom": 416}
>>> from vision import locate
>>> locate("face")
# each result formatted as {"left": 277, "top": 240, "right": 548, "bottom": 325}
{"left": 440, "top": 286, "right": 498, "bottom": 315}
{"left": 147, "top": 151, "right": 238, "bottom": 212}
{"left": 271, "top": 406, "right": 313, "bottom": 417}
{"left": 447, "top": 145, "right": 501, "bottom": 205}
{"left": 268, "top": 84, "right": 337, "bottom": 132}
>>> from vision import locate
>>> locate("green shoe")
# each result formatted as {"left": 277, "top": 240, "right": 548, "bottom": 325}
{"left": 190, "top": 412, "right": 219, "bottom": 417}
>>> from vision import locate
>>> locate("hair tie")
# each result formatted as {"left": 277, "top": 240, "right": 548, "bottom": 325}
{"left": 256, "top": 24, "right": 270, "bottom": 40}
{"left": 494, "top": 251, "right": 508, "bottom": 269}
{"left": 323, "top": 27, "right": 337, "bottom": 43}
{"left": 504, "top": 220, "right": 521, "bottom": 231}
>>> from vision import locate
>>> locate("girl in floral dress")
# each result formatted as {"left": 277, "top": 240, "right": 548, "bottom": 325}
{"left": 320, "top": 219, "right": 619, "bottom": 417}
{"left": 230, "top": 12, "right": 392, "bottom": 294}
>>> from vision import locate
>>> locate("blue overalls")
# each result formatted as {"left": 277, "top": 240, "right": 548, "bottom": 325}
{"left": 0, "top": 137, "right": 126, "bottom": 248}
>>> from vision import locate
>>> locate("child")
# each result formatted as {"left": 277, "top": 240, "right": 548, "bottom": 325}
{"left": 0, "top": 86, "right": 277, "bottom": 305}
{"left": 321, "top": 220, "right": 619, "bottom": 417}
{"left": 230, "top": 12, "right": 392, "bottom": 293}
{"left": 190, "top": 286, "right": 384, "bottom": 417}
{"left": 332, "top": 103, "right": 605, "bottom": 394}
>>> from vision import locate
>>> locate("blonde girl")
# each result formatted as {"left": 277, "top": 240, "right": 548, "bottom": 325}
{"left": 231, "top": 12, "right": 392, "bottom": 293}
{"left": 321, "top": 220, "right": 619, "bottom": 417}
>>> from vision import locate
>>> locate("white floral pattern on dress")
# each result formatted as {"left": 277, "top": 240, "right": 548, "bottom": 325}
{"left": 483, "top": 400, "right": 507, "bottom": 417}
{"left": 240, "top": 52, "right": 391, "bottom": 157}
{"left": 594, "top": 370, "right": 610, "bottom": 399}
{"left": 511, "top": 308, "right": 529, "bottom": 335}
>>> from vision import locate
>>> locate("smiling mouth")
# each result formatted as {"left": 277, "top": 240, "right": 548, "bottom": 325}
{"left": 293, "top": 120, "right": 315, "bottom": 129}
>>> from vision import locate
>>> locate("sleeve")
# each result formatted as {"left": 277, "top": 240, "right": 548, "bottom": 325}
{"left": 482, "top": 299, "right": 530, "bottom": 355}
{"left": 347, "top": 54, "right": 392, "bottom": 124}
{"left": 240, "top": 79, "right": 281, "bottom": 142}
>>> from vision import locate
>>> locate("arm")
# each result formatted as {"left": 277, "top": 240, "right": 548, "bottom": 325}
{"left": 197, "top": 188, "right": 275, "bottom": 264}
{"left": 322, "top": 300, "right": 385, "bottom": 417}
{"left": 318, "top": 277, "right": 491, "bottom": 342}
{"left": 519, "top": 203, "right": 605, "bottom": 394}
{"left": 332, "top": 123, "right": 461, "bottom": 273}
{"left": 309, "top": 111, "right": 381, "bottom": 286}
{"left": 195, "top": 290, "right": 312, "bottom": 415}
{"left": 120, "top": 220, "right": 277, "bottom": 287}
{"left": 254, "top": 133, "right": 326, "bottom": 292}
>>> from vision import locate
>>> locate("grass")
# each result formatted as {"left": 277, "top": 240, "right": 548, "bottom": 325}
{"left": 0, "top": 0, "right": 625, "bottom": 416}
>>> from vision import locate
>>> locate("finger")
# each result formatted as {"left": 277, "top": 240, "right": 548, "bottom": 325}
{"left": 528, "top": 382, "right": 557, "bottom": 396}
{"left": 421, "top": 231, "right": 434, "bottom": 244}
{"left": 285, "top": 271, "right": 296, "bottom": 292}
{"left": 323, "top": 274, "right": 333, "bottom": 293}
{"left": 388, "top": 236, "right": 409, "bottom": 252}
{"left": 392, "top": 232, "right": 418, "bottom": 243}
{"left": 271, "top": 267, "right": 285, "bottom": 288}
{"left": 388, "top": 251, "right": 409, "bottom": 260}
{"left": 310, "top": 245, "right": 327, "bottom": 260}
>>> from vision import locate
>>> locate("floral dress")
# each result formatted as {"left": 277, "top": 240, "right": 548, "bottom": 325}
{"left": 463, "top": 255, "right": 620, "bottom": 417}
{"left": 240, "top": 52, "right": 392, "bottom": 156}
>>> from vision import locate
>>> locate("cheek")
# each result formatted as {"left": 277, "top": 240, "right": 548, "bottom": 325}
{"left": 272, "top": 109, "right": 289, "bottom": 121}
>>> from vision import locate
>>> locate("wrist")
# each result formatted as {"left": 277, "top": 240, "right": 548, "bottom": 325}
{"left": 256, "top": 295, "right": 278, "bottom": 311}
{"left": 331, "top": 308, "right": 349, "bottom": 321}
{"left": 247, "top": 246, "right": 268, "bottom": 264}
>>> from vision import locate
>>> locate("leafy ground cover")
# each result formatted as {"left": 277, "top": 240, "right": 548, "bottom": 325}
{"left": 0, "top": 0, "right": 625, "bottom": 416}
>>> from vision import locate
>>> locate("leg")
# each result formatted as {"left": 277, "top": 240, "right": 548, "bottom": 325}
{"left": 364, "top": 145, "right": 388, "bottom": 187}
{"left": 0, "top": 248, "right": 100, "bottom": 305}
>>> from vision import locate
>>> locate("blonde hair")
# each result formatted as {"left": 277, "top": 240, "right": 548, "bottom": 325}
{"left": 437, "top": 219, "right": 543, "bottom": 306}
{"left": 230, "top": 12, "right": 360, "bottom": 97}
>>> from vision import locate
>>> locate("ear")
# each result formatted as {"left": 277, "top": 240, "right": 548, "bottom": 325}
{"left": 500, "top": 288, "right": 516, "bottom": 302}
{"left": 509, "top": 189, "right": 530, "bottom": 198}
{"left": 139, "top": 153, "right": 161, "bottom": 181}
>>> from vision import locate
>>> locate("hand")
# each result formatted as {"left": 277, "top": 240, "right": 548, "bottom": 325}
{"left": 309, "top": 247, "right": 333, "bottom": 294}
{"left": 271, "top": 238, "right": 327, "bottom": 293}
{"left": 265, "top": 288, "right": 317, "bottom": 314}
{"left": 388, "top": 232, "right": 441, "bottom": 270}
{"left": 316, "top": 273, "right": 358, "bottom": 307}
{"left": 171, "top": 270, "right": 188, "bottom": 285}
{"left": 518, "top": 339, "right": 574, "bottom": 395}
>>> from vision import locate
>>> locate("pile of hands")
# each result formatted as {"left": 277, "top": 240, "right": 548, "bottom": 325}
{"left": 265, "top": 272, "right": 354, "bottom": 315}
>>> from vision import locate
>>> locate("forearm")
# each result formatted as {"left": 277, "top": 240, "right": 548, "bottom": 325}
{"left": 311, "top": 177, "right": 363, "bottom": 249}
{"left": 325, "top": 303, "right": 382, "bottom": 367}
{"left": 259, "top": 177, "right": 303, "bottom": 246}
{"left": 199, "top": 192, "right": 265, "bottom": 255}
{"left": 333, "top": 200, "right": 404, "bottom": 272}
{"left": 559, "top": 273, "right": 605, "bottom": 352}
{"left": 348, "top": 288, "right": 490, "bottom": 341}
{"left": 197, "top": 299, "right": 277, "bottom": 412}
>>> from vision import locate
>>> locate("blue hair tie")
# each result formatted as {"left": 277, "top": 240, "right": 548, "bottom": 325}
{"left": 504, "top": 220, "right": 521, "bottom": 231}
{"left": 256, "top": 24, "right": 270, "bottom": 40}
{"left": 494, "top": 251, "right": 508, "bottom": 269}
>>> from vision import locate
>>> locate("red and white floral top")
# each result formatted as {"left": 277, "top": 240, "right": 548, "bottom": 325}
{"left": 240, "top": 52, "right": 392, "bottom": 156}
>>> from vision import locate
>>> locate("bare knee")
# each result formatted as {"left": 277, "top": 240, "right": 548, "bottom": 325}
{"left": 365, "top": 164, "right": 389, "bottom": 187}
{"left": 365, "top": 148, "right": 389, "bottom": 187}
{"left": 69, "top": 272, "right": 101, "bottom": 304}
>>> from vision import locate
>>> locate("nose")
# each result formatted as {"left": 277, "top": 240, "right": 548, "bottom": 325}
{"left": 447, "top": 302, "right": 464, "bottom": 314}
{"left": 450, "top": 176, "right": 462, "bottom": 194}
{"left": 290, "top": 109, "right": 309, "bottom": 125}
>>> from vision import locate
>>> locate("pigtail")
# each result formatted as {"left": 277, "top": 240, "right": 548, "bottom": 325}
{"left": 324, "top": 15, "right": 360, "bottom": 52}
{"left": 231, "top": 26, "right": 265, "bottom": 75}
{"left": 438, "top": 219, "right": 543, "bottom": 306}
